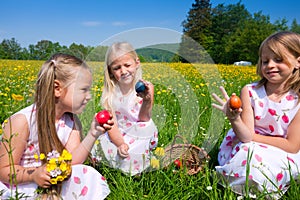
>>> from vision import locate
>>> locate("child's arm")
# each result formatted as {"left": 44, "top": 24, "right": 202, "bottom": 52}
{"left": 66, "top": 115, "right": 113, "bottom": 164}
{"left": 253, "top": 109, "right": 300, "bottom": 153}
{"left": 137, "top": 80, "right": 154, "bottom": 122}
{"left": 106, "top": 117, "right": 129, "bottom": 158}
{"left": 0, "top": 114, "right": 51, "bottom": 188}
{"left": 229, "top": 86, "right": 255, "bottom": 142}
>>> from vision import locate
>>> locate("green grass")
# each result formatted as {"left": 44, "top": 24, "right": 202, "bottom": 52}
{"left": 1, "top": 60, "right": 300, "bottom": 199}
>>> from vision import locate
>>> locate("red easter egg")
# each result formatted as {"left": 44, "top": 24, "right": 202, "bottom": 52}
{"left": 174, "top": 159, "right": 182, "bottom": 168}
{"left": 95, "top": 110, "right": 111, "bottom": 125}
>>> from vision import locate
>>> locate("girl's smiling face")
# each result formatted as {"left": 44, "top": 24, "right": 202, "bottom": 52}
{"left": 109, "top": 53, "right": 140, "bottom": 87}
{"left": 260, "top": 45, "right": 298, "bottom": 85}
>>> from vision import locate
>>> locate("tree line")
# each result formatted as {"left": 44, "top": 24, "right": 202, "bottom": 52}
{"left": 0, "top": 39, "right": 108, "bottom": 61}
{"left": 1, "top": 0, "right": 300, "bottom": 64}
{"left": 177, "top": 0, "right": 300, "bottom": 64}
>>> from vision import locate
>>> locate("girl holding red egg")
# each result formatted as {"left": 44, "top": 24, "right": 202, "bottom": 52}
{"left": 92, "top": 42, "right": 158, "bottom": 176}
{"left": 212, "top": 31, "right": 300, "bottom": 198}
{"left": 0, "top": 53, "right": 112, "bottom": 199}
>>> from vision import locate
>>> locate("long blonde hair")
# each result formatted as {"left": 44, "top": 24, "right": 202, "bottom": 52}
{"left": 256, "top": 31, "right": 300, "bottom": 98}
{"left": 101, "top": 42, "right": 142, "bottom": 111}
{"left": 35, "top": 53, "right": 89, "bottom": 157}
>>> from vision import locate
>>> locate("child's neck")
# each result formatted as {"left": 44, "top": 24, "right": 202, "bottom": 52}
{"left": 266, "top": 82, "right": 285, "bottom": 94}
{"left": 265, "top": 83, "right": 286, "bottom": 102}
{"left": 119, "top": 84, "right": 133, "bottom": 96}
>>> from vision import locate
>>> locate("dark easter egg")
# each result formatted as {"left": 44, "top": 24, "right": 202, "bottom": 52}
{"left": 135, "top": 81, "right": 146, "bottom": 93}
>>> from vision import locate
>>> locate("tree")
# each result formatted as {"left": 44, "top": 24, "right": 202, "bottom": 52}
{"left": 290, "top": 19, "right": 300, "bottom": 34}
{"left": 28, "top": 40, "right": 62, "bottom": 60}
{"left": 273, "top": 18, "right": 289, "bottom": 31}
{"left": 67, "top": 43, "right": 92, "bottom": 60}
{"left": 0, "top": 38, "right": 23, "bottom": 59}
{"left": 209, "top": 2, "right": 251, "bottom": 64}
{"left": 224, "top": 12, "right": 278, "bottom": 64}
{"left": 178, "top": 0, "right": 213, "bottom": 63}
{"left": 85, "top": 45, "right": 107, "bottom": 61}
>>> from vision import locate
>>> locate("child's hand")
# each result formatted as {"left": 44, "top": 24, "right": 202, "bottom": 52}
{"left": 32, "top": 164, "right": 51, "bottom": 188}
{"left": 136, "top": 80, "right": 153, "bottom": 102}
{"left": 91, "top": 113, "right": 114, "bottom": 138}
{"left": 117, "top": 143, "right": 129, "bottom": 158}
{"left": 212, "top": 86, "right": 242, "bottom": 120}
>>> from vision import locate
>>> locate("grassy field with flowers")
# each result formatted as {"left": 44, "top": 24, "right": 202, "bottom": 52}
{"left": 1, "top": 60, "right": 299, "bottom": 199}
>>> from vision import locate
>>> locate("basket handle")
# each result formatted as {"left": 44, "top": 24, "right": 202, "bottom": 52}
{"left": 167, "top": 134, "right": 189, "bottom": 160}
{"left": 171, "top": 134, "right": 189, "bottom": 147}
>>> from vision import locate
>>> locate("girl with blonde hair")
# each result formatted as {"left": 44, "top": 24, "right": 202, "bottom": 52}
{"left": 0, "top": 53, "right": 112, "bottom": 199}
{"left": 212, "top": 31, "right": 300, "bottom": 198}
{"left": 93, "top": 42, "right": 158, "bottom": 176}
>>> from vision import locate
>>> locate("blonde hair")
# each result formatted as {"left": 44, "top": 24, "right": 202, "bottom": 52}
{"left": 33, "top": 53, "right": 90, "bottom": 197}
{"left": 101, "top": 42, "right": 142, "bottom": 111}
{"left": 35, "top": 53, "right": 89, "bottom": 157}
{"left": 257, "top": 31, "right": 300, "bottom": 98}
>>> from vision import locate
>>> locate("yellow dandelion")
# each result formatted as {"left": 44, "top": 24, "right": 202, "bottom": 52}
{"left": 33, "top": 154, "right": 39, "bottom": 160}
{"left": 154, "top": 147, "right": 165, "bottom": 157}
{"left": 40, "top": 153, "right": 45, "bottom": 160}
{"left": 61, "top": 149, "right": 72, "bottom": 161}
{"left": 50, "top": 178, "right": 58, "bottom": 185}
{"left": 49, "top": 158, "right": 57, "bottom": 164}
{"left": 11, "top": 94, "right": 24, "bottom": 101}
{"left": 150, "top": 158, "right": 160, "bottom": 169}
{"left": 59, "top": 162, "right": 68, "bottom": 172}
{"left": 58, "top": 156, "right": 64, "bottom": 162}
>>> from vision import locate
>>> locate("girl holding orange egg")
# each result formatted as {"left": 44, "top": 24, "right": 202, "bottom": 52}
{"left": 212, "top": 31, "right": 300, "bottom": 199}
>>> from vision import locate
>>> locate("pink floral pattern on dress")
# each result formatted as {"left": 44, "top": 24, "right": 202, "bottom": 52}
{"left": 93, "top": 87, "right": 158, "bottom": 176}
{"left": 0, "top": 105, "right": 110, "bottom": 199}
{"left": 74, "top": 177, "right": 81, "bottom": 184}
{"left": 80, "top": 186, "right": 88, "bottom": 196}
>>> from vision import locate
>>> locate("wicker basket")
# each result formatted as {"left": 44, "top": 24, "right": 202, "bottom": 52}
{"left": 161, "top": 135, "right": 210, "bottom": 175}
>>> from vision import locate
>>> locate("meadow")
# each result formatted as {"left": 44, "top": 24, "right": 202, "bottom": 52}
{"left": 0, "top": 60, "right": 299, "bottom": 199}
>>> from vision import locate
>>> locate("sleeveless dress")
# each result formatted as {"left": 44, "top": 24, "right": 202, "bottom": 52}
{"left": 216, "top": 82, "right": 300, "bottom": 197}
{"left": 0, "top": 104, "right": 110, "bottom": 200}
{"left": 92, "top": 87, "right": 159, "bottom": 176}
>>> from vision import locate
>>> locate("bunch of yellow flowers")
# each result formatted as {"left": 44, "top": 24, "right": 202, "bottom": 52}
{"left": 150, "top": 147, "right": 165, "bottom": 169}
{"left": 34, "top": 149, "right": 72, "bottom": 184}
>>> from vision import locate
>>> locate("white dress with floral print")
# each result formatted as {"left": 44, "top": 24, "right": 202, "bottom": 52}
{"left": 93, "top": 87, "right": 159, "bottom": 176}
{"left": 0, "top": 104, "right": 110, "bottom": 200}
{"left": 216, "top": 82, "right": 300, "bottom": 197}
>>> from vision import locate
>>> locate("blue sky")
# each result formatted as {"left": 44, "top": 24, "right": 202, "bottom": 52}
{"left": 0, "top": 0, "right": 299, "bottom": 48}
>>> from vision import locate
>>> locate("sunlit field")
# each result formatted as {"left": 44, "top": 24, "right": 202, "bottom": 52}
{"left": 1, "top": 60, "right": 299, "bottom": 199}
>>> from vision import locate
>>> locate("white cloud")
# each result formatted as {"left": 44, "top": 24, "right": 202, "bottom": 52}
{"left": 81, "top": 21, "right": 102, "bottom": 27}
{"left": 112, "top": 21, "right": 129, "bottom": 26}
